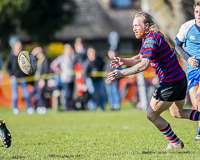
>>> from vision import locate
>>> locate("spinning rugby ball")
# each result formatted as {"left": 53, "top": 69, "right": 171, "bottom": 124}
{"left": 18, "top": 51, "right": 37, "bottom": 75}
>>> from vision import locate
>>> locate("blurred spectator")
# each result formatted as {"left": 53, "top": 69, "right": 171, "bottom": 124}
{"left": 51, "top": 74, "right": 63, "bottom": 111}
{"left": 83, "top": 46, "right": 105, "bottom": 110}
{"left": 6, "top": 41, "right": 33, "bottom": 114}
{"left": 73, "top": 37, "right": 87, "bottom": 99}
{"left": 50, "top": 44, "right": 75, "bottom": 111}
{"left": 31, "top": 47, "right": 55, "bottom": 114}
{"left": 73, "top": 83, "right": 90, "bottom": 110}
{"left": 104, "top": 48, "right": 121, "bottom": 110}
{"left": 146, "top": 76, "right": 159, "bottom": 103}
{"left": 0, "top": 41, "right": 4, "bottom": 84}
{"left": 74, "top": 37, "right": 87, "bottom": 64}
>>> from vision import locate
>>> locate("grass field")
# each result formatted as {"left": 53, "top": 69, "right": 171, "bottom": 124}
{"left": 0, "top": 103, "right": 199, "bottom": 160}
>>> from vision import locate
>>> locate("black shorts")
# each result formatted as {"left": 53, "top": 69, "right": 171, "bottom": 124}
{"left": 153, "top": 76, "right": 187, "bottom": 102}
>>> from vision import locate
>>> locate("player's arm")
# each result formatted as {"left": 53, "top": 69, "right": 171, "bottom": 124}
{"left": 122, "top": 54, "right": 142, "bottom": 66}
{"left": 175, "top": 41, "right": 189, "bottom": 61}
{"left": 108, "top": 58, "right": 150, "bottom": 80}
{"left": 110, "top": 53, "right": 142, "bottom": 68}
{"left": 122, "top": 58, "right": 150, "bottom": 75}
{"left": 175, "top": 41, "right": 199, "bottom": 67}
{"left": 175, "top": 21, "right": 199, "bottom": 67}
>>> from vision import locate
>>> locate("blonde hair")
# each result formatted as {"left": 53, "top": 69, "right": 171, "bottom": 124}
{"left": 135, "top": 11, "right": 158, "bottom": 32}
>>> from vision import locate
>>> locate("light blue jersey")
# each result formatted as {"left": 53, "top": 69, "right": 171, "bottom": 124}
{"left": 175, "top": 19, "right": 200, "bottom": 73}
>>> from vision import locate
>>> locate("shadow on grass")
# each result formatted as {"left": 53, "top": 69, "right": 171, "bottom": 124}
{"left": 11, "top": 156, "right": 26, "bottom": 159}
{"left": 141, "top": 150, "right": 192, "bottom": 154}
{"left": 106, "top": 149, "right": 192, "bottom": 157}
{"left": 48, "top": 154, "right": 81, "bottom": 158}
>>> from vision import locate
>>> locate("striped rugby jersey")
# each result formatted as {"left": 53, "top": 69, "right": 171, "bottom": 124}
{"left": 140, "top": 31, "right": 186, "bottom": 85}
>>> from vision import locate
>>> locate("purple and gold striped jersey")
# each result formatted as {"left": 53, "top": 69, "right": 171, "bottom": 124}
{"left": 140, "top": 31, "right": 186, "bottom": 85}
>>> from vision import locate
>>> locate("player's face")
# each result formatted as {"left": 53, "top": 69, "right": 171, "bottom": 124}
{"left": 194, "top": 5, "right": 200, "bottom": 26}
{"left": 132, "top": 17, "right": 146, "bottom": 39}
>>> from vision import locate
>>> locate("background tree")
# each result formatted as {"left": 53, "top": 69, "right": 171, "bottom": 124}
{"left": 141, "top": 0, "right": 195, "bottom": 43}
{"left": 0, "top": 0, "right": 76, "bottom": 50}
{"left": 0, "top": 0, "right": 27, "bottom": 48}
{"left": 19, "top": 0, "right": 76, "bottom": 43}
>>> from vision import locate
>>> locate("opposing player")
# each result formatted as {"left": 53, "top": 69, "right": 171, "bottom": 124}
{"left": 0, "top": 119, "right": 12, "bottom": 148}
{"left": 175, "top": 1, "right": 200, "bottom": 140}
{"left": 108, "top": 11, "right": 200, "bottom": 150}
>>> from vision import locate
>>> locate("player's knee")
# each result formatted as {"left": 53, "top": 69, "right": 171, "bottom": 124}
{"left": 147, "top": 105, "right": 161, "bottom": 122}
{"left": 147, "top": 111, "right": 155, "bottom": 122}
{"left": 170, "top": 111, "right": 182, "bottom": 118}
{"left": 171, "top": 114, "right": 181, "bottom": 118}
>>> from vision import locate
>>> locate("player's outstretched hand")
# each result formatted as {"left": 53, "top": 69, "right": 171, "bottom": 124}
{"left": 188, "top": 56, "right": 199, "bottom": 67}
{"left": 107, "top": 69, "right": 122, "bottom": 81}
{"left": 110, "top": 57, "right": 123, "bottom": 68}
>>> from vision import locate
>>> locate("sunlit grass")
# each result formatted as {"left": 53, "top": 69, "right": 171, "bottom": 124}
{"left": 0, "top": 103, "right": 198, "bottom": 160}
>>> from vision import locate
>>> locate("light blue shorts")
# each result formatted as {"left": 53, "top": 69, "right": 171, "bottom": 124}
{"left": 187, "top": 68, "right": 200, "bottom": 90}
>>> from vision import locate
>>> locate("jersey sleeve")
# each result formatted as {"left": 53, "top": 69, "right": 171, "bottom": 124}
{"left": 175, "top": 24, "right": 187, "bottom": 45}
{"left": 175, "top": 19, "right": 195, "bottom": 45}
{"left": 141, "top": 36, "right": 157, "bottom": 60}
{"left": 139, "top": 41, "right": 144, "bottom": 55}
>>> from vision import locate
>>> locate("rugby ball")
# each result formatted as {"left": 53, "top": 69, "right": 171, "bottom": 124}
{"left": 18, "top": 51, "right": 37, "bottom": 75}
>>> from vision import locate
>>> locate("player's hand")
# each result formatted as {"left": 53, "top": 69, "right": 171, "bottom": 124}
{"left": 110, "top": 57, "right": 123, "bottom": 68}
{"left": 107, "top": 69, "right": 122, "bottom": 80}
{"left": 188, "top": 56, "right": 199, "bottom": 67}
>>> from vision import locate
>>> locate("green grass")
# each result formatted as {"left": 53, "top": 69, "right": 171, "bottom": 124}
{"left": 0, "top": 103, "right": 199, "bottom": 160}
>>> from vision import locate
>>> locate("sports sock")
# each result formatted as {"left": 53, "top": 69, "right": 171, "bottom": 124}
{"left": 160, "top": 124, "right": 179, "bottom": 143}
{"left": 190, "top": 110, "right": 200, "bottom": 121}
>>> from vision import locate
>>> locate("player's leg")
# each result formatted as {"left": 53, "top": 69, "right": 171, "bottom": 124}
{"left": 189, "top": 84, "right": 200, "bottom": 140}
{"left": 147, "top": 97, "right": 172, "bottom": 129}
{"left": 189, "top": 85, "right": 198, "bottom": 109}
{"left": 0, "top": 120, "right": 12, "bottom": 148}
{"left": 148, "top": 76, "right": 187, "bottom": 150}
{"left": 196, "top": 81, "right": 200, "bottom": 108}
{"left": 147, "top": 97, "right": 184, "bottom": 150}
{"left": 169, "top": 97, "right": 200, "bottom": 141}
{"left": 169, "top": 100, "right": 192, "bottom": 119}
{"left": 187, "top": 70, "right": 200, "bottom": 140}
